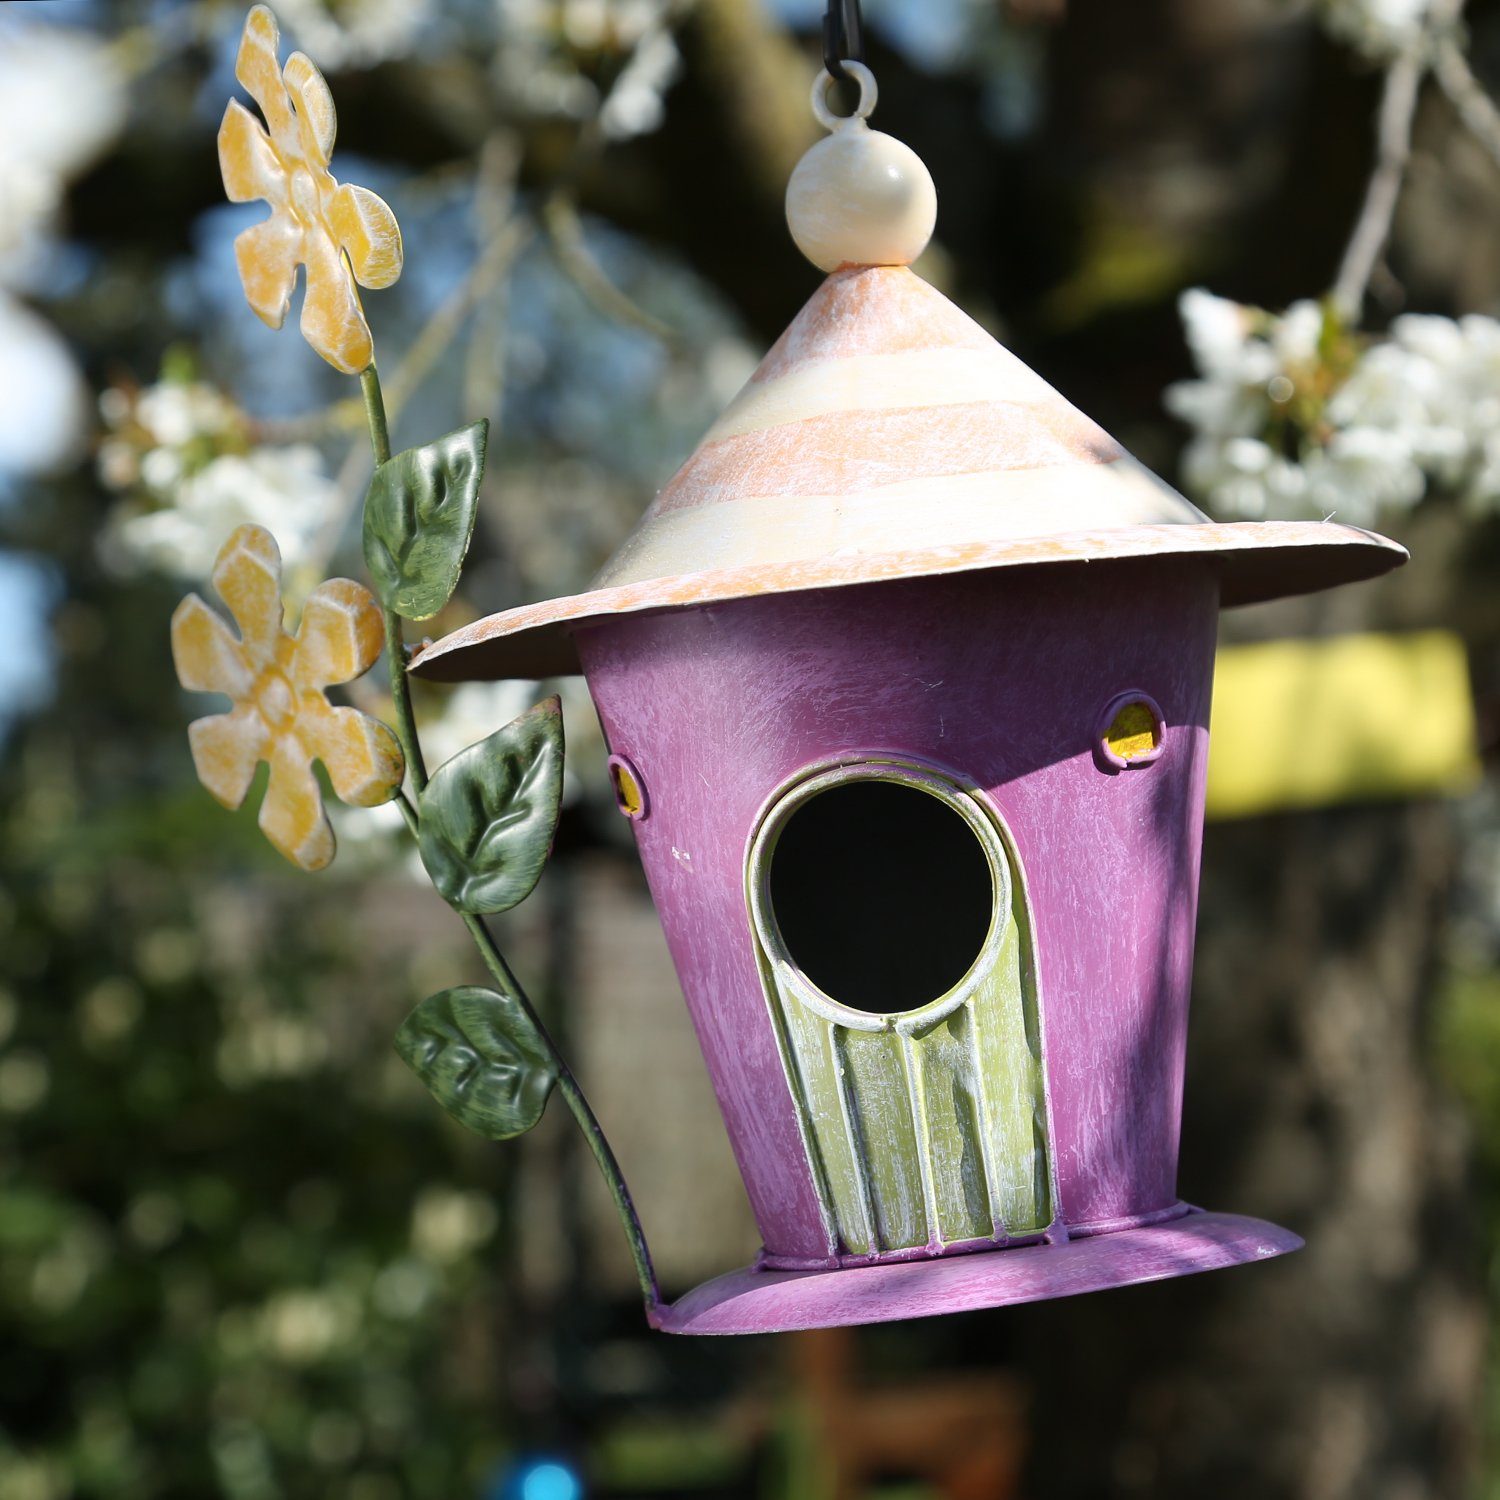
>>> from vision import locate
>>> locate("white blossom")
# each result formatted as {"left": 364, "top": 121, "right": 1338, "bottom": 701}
{"left": 491, "top": 0, "right": 679, "bottom": 127}
{"left": 1178, "top": 288, "right": 1269, "bottom": 384}
{"left": 1167, "top": 290, "right": 1284, "bottom": 452}
{"left": 0, "top": 297, "right": 90, "bottom": 477}
{"left": 1168, "top": 285, "right": 1500, "bottom": 523}
{"left": 1272, "top": 299, "right": 1325, "bottom": 367}
{"left": 0, "top": 21, "right": 127, "bottom": 287}
{"left": 96, "top": 371, "right": 341, "bottom": 584}
{"left": 0, "top": 20, "right": 126, "bottom": 477}
{"left": 134, "top": 382, "right": 240, "bottom": 451}
{"left": 1306, "top": 428, "right": 1426, "bottom": 524}
{"left": 270, "top": 0, "right": 435, "bottom": 69}
{"left": 599, "top": 26, "right": 681, "bottom": 140}
{"left": 1312, "top": 0, "right": 1431, "bottom": 58}
{"left": 101, "top": 446, "right": 335, "bottom": 582}
{"left": 96, "top": 376, "right": 245, "bottom": 498}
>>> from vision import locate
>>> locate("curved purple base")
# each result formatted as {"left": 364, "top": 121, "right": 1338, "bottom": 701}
{"left": 650, "top": 1210, "right": 1302, "bottom": 1336}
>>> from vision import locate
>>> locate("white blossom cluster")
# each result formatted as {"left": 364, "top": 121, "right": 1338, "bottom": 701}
{"left": 1305, "top": 0, "right": 1432, "bottom": 59}
{"left": 256, "top": 0, "right": 683, "bottom": 136}
{"left": 97, "top": 375, "right": 336, "bottom": 582}
{"left": 492, "top": 0, "right": 681, "bottom": 140}
{"left": 271, "top": 0, "right": 435, "bottom": 68}
{"left": 598, "top": 24, "right": 682, "bottom": 139}
{"left": 1166, "top": 288, "right": 1500, "bottom": 525}
{"left": 0, "top": 19, "right": 126, "bottom": 477}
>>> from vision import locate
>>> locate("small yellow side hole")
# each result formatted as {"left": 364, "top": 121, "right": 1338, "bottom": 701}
{"left": 611, "top": 762, "right": 645, "bottom": 817}
{"left": 1105, "top": 700, "right": 1161, "bottom": 762}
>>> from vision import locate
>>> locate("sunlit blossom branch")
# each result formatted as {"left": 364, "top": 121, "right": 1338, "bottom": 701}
{"left": 1332, "top": 0, "right": 1467, "bottom": 320}
{"left": 542, "top": 194, "right": 678, "bottom": 345}
{"left": 1332, "top": 46, "right": 1426, "bottom": 319}
{"left": 464, "top": 134, "right": 526, "bottom": 423}
{"left": 383, "top": 217, "right": 534, "bottom": 418}
{"left": 536, "top": 11, "right": 690, "bottom": 347}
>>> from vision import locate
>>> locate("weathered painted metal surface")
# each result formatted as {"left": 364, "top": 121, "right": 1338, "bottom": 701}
{"left": 650, "top": 1210, "right": 1304, "bottom": 1336}
{"left": 747, "top": 761, "right": 1053, "bottom": 1262}
{"left": 411, "top": 265, "right": 1404, "bottom": 686}
{"left": 576, "top": 558, "right": 1221, "bottom": 1270}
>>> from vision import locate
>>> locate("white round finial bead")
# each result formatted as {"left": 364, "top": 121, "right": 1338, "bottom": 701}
{"left": 786, "top": 63, "right": 937, "bottom": 274}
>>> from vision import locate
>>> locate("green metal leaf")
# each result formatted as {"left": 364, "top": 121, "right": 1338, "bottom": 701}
{"left": 417, "top": 696, "right": 564, "bottom": 914}
{"left": 394, "top": 985, "right": 556, "bottom": 1140}
{"left": 362, "top": 419, "right": 489, "bottom": 620}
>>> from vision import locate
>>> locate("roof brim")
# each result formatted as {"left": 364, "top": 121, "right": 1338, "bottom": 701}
{"left": 410, "top": 521, "right": 1407, "bottom": 682}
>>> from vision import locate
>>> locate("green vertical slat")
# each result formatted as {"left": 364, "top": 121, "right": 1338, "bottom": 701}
{"left": 970, "top": 918, "right": 1050, "bottom": 1234}
{"left": 778, "top": 993, "right": 874, "bottom": 1254}
{"left": 840, "top": 1028, "right": 926, "bottom": 1250}
{"left": 907, "top": 1009, "right": 993, "bottom": 1245}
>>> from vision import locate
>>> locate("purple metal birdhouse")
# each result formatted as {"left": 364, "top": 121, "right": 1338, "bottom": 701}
{"left": 412, "top": 66, "right": 1407, "bottom": 1334}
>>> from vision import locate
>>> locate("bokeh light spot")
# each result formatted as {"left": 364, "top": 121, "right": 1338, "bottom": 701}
{"left": 519, "top": 1461, "right": 582, "bottom": 1500}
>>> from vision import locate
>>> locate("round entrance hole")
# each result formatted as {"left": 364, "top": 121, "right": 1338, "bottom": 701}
{"left": 767, "top": 778, "right": 995, "bottom": 1016}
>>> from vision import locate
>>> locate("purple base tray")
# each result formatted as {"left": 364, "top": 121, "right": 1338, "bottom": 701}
{"left": 650, "top": 1209, "right": 1302, "bottom": 1336}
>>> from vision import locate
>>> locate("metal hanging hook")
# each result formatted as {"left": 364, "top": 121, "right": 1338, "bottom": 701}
{"left": 823, "top": 0, "right": 866, "bottom": 83}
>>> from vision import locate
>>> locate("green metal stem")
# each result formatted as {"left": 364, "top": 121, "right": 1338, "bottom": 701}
{"left": 395, "top": 790, "right": 420, "bottom": 837}
{"left": 360, "top": 365, "right": 392, "bottom": 465}
{"left": 463, "top": 911, "right": 661, "bottom": 1312}
{"left": 360, "top": 365, "right": 428, "bottom": 797}
{"left": 383, "top": 609, "right": 429, "bottom": 796}
{"left": 363, "top": 367, "right": 659, "bottom": 1315}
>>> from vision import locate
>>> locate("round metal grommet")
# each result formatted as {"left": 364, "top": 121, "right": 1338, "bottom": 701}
{"left": 1095, "top": 692, "right": 1167, "bottom": 772}
{"left": 608, "top": 754, "right": 649, "bottom": 820}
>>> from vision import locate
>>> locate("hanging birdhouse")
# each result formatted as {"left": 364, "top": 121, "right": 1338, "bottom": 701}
{"left": 412, "top": 62, "right": 1407, "bottom": 1335}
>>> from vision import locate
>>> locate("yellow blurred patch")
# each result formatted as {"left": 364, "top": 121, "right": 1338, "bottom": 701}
{"left": 1205, "top": 630, "right": 1480, "bottom": 821}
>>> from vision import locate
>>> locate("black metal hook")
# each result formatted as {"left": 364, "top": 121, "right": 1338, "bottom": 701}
{"left": 823, "top": 0, "right": 865, "bottom": 82}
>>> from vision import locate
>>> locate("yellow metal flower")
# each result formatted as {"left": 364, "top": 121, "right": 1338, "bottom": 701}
{"left": 171, "top": 524, "right": 405, "bottom": 871}
{"left": 218, "top": 5, "right": 403, "bottom": 374}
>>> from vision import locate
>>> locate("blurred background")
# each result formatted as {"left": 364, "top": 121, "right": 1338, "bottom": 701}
{"left": 3, "top": 0, "right": 1500, "bottom": 1496}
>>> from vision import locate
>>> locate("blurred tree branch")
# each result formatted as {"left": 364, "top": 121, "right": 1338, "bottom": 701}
{"left": 1434, "top": 32, "right": 1500, "bottom": 168}
{"left": 1333, "top": 44, "right": 1426, "bottom": 317}
{"left": 1335, "top": 0, "right": 1468, "bottom": 319}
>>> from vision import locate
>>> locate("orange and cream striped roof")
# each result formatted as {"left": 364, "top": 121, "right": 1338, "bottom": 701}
{"left": 413, "top": 265, "right": 1405, "bottom": 683}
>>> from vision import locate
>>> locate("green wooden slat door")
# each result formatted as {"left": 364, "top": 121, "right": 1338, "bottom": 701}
{"left": 748, "top": 762, "right": 1052, "bottom": 1258}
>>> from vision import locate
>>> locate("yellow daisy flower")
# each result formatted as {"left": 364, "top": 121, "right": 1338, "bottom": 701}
{"left": 171, "top": 524, "right": 405, "bottom": 871}
{"left": 217, "top": 4, "right": 403, "bottom": 374}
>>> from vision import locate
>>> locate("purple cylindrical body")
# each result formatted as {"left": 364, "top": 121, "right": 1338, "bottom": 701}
{"left": 576, "top": 559, "right": 1220, "bottom": 1265}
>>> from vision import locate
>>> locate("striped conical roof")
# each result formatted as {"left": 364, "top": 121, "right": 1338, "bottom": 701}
{"left": 413, "top": 266, "right": 1405, "bottom": 682}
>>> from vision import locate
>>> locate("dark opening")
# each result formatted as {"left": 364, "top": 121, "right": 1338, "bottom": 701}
{"left": 767, "top": 779, "right": 995, "bottom": 1015}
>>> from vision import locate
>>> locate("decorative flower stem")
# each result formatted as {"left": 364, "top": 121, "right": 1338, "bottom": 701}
{"left": 461, "top": 910, "right": 661, "bottom": 1311}
{"left": 200, "top": 1, "right": 660, "bottom": 1319}
{"left": 361, "top": 365, "right": 660, "bottom": 1314}
{"left": 362, "top": 365, "right": 429, "bottom": 796}
{"left": 360, "top": 361, "right": 391, "bottom": 464}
